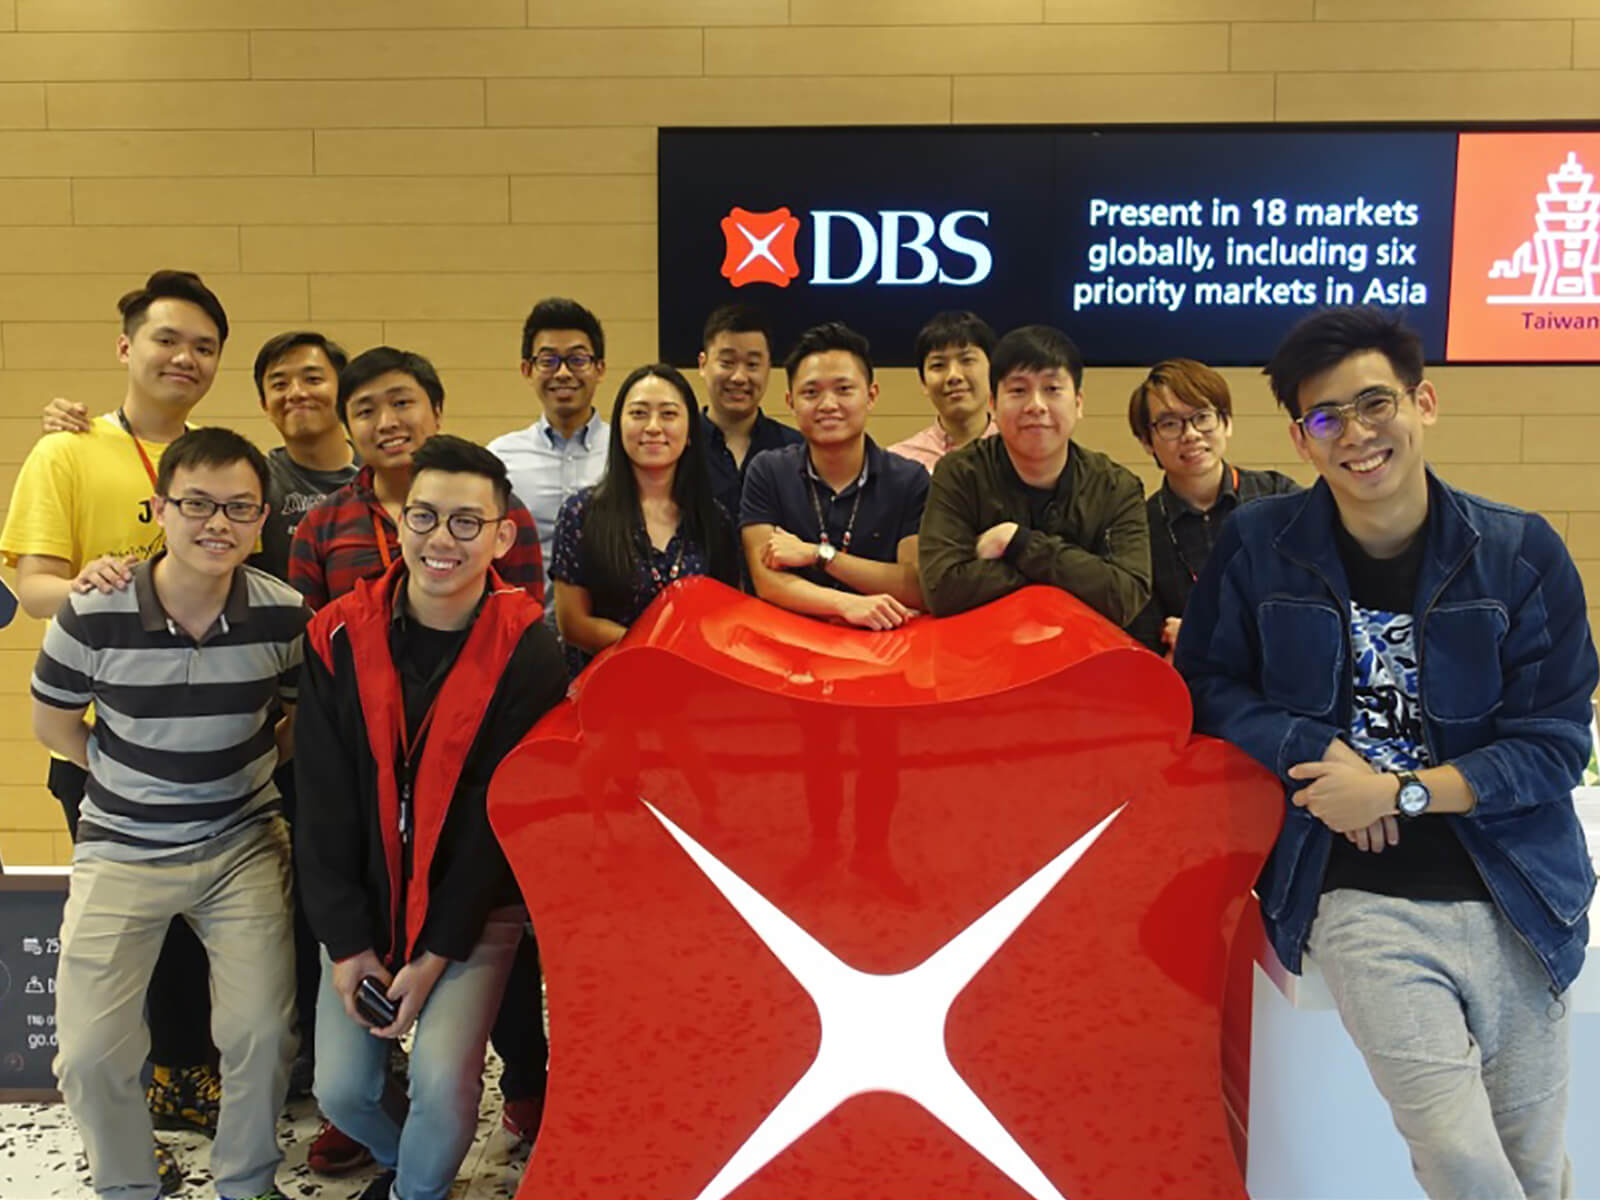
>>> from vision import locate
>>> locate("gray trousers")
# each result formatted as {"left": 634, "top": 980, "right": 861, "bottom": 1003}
{"left": 1306, "top": 890, "right": 1573, "bottom": 1200}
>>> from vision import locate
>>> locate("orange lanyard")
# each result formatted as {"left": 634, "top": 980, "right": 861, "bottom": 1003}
{"left": 116, "top": 408, "right": 161, "bottom": 492}
{"left": 373, "top": 513, "right": 396, "bottom": 570}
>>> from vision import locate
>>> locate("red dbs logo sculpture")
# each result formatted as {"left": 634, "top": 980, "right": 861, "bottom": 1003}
{"left": 718, "top": 206, "right": 802, "bottom": 288}
{"left": 489, "top": 580, "right": 1282, "bottom": 1199}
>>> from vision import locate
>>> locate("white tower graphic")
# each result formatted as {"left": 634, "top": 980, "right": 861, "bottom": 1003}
{"left": 643, "top": 798, "right": 1127, "bottom": 1200}
{"left": 1487, "top": 151, "right": 1600, "bottom": 304}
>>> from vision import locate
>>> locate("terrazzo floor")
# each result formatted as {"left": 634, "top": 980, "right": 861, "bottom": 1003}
{"left": 0, "top": 1056, "right": 531, "bottom": 1200}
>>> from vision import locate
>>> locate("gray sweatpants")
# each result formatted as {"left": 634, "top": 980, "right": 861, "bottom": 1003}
{"left": 1306, "top": 890, "right": 1573, "bottom": 1200}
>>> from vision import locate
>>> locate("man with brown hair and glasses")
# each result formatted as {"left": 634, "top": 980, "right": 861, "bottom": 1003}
{"left": 1124, "top": 357, "right": 1298, "bottom": 655}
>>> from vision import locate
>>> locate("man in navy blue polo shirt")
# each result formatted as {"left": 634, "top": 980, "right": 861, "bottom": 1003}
{"left": 740, "top": 322, "right": 928, "bottom": 630}
{"left": 697, "top": 303, "right": 802, "bottom": 519}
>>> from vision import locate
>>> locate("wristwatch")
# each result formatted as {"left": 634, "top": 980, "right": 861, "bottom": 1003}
{"left": 1395, "top": 770, "right": 1431, "bottom": 818}
{"left": 815, "top": 542, "right": 837, "bottom": 569}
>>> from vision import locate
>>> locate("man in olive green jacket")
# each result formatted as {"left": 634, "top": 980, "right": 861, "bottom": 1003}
{"left": 918, "top": 325, "right": 1152, "bottom": 625}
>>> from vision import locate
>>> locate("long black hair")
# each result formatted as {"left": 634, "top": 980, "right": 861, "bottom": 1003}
{"left": 580, "top": 363, "right": 740, "bottom": 611}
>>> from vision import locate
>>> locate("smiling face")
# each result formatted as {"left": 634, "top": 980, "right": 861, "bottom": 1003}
{"left": 343, "top": 370, "right": 441, "bottom": 471}
{"left": 523, "top": 328, "right": 605, "bottom": 429}
{"left": 401, "top": 468, "right": 515, "bottom": 604}
{"left": 619, "top": 374, "right": 691, "bottom": 475}
{"left": 786, "top": 349, "right": 877, "bottom": 448}
{"left": 994, "top": 366, "right": 1082, "bottom": 477}
{"left": 699, "top": 330, "right": 772, "bottom": 425}
{"left": 260, "top": 342, "right": 341, "bottom": 445}
{"left": 155, "top": 459, "right": 266, "bottom": 579}
{"left": 1288, "top": 349, "right": 1436, "bottom": 517}
{"left": 920, "top": 341, "right": 991, "bottom": 431}
{"left": 1141, "top": 385, "right": 1231, "bottom": 488}
{"left": 118, "top": 297, "right": 222, "bottom": 417}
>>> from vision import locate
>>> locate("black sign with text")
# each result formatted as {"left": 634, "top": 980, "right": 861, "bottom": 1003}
{"left": 0, "top": 876, "right": 67, "bottom": 1100}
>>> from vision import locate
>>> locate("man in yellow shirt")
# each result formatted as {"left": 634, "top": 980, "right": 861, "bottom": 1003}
{"left": 1, "top": 269, "right": 231, "bottom": 1186}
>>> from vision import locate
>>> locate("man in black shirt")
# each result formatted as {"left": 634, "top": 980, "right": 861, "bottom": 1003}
{"left": 696, "top": 303, "right": 802, "bottom": 519}
{"left": 1124, "top": 358, "right": 1298, "bottom": 654}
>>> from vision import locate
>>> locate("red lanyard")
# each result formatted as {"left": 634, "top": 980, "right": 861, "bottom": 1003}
{"left": 373, "top": 513, "right": 396, "bottom": 570}
{"left": 116, "top": 408, "right": 161, "bottom": 491}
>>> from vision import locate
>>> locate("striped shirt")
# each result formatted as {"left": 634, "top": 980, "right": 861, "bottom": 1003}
{"left": 31, "top": 557, "right": 310, "bottom": 862}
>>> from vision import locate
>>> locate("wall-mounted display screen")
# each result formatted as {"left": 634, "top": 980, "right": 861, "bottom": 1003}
{"left": 657, "top": 126, "right": 1600, "bottom": 368}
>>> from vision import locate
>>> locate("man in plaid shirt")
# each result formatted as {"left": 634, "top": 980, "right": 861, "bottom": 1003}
{"left": 290, "top": 347, "right": 543, "bottom": 610}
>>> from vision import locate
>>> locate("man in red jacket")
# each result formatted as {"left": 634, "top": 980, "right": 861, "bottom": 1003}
{"left": 293, "top": 435, "right": 566, "bottom": 1200}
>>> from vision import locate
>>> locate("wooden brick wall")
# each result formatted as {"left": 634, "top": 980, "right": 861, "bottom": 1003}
{"left": 2, "top": 0, "right": 1598, "bottom": 861}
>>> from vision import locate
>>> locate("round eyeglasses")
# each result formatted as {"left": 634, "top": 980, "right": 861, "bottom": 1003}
{"left": 401, "top": 505, "right": 506, "bottom": 541}
{"left": 1297, "top": 389, "right": 1404, "bottom": 441}
{"left": 1151, "top": 409, "right": 1223, "bottom": 442}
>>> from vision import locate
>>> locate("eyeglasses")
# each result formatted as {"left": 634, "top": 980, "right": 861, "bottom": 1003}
{"left": 1296, "top": 388, "right": 1405, "bottom": 441}
{"left": 401, "top": 505, "right": 505, "bottom": 541}
{"left": 529, "top": 350, "right": 597, "bottom": 375}
{"left": 164, "top": 496, "right": 265, "bottom": 523}
{"left": 1150, "top": 409, "right": 1223, "bottom": 442}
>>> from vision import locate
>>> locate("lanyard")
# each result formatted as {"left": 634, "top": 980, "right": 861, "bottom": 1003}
{"left": 116, "top": 408, "right": 161, "bottom": 492}
{"left": 1158, "top": 465, "right": 1239, "bottom": 584}
{"left": 396, "top": 695, "right": 441, "bottom": 839}
{"left": 373, "top": 513, "right": 395, "bottom": 570}
{"left": 805, "top": 470, "right": 865, "bottom": 553}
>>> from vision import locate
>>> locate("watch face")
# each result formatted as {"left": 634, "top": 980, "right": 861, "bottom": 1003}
{"left": 1398, "top": 782, "right": 1430, "bottom": 817}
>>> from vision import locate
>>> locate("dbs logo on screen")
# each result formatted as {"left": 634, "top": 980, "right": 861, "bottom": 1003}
{"left": 720, "top": 205, "right": 993, "bottom": 289}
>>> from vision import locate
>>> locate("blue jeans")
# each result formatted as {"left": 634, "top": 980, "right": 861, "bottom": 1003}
{"left": 313, "top": 908, "right": 525, "bottom": 1200}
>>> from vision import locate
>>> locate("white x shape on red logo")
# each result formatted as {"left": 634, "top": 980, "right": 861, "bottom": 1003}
{"left": 644, "top": 799, "right": 1127, "bottom": 1200}
{"left": 732, "top": 221, "right": 785, "bottom": 272}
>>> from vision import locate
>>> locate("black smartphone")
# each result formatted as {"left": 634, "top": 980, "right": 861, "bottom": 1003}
{"left": 355, "top": 975, "right": 399, "bottom": 1028}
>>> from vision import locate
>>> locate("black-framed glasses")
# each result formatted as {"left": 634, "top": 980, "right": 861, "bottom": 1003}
{"left": 401, "top": 505, "right": 506, "bottom": 541}
{"left": 1151, "top": 409, "right": 1223, "bottom": 442}
{"left": 529, "top": 350, "right": 597, "bottom": 375}
{"left": 1297, "top": 388, "right": 1406, "bottom": 441}
{"left": 164, "top": 496, "right": 266, "bottom": 523}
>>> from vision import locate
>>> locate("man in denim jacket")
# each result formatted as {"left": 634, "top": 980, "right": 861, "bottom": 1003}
{"left": 1175, "top": 307, "right": 1596, "bottom": 1200}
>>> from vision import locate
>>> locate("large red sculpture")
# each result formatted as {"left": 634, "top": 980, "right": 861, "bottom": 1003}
{"left": 490, "top": 579, "right": 1281, "bottom": 1199}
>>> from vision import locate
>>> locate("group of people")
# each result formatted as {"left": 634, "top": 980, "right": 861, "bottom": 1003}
{"left": 1, "top": 267, "right": 1593, "bottom": 1200}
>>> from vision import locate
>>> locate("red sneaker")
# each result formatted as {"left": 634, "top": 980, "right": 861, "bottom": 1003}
{"left": 500, "top": 1095, "right": 546, "bottom": 1145}
{"left": 306, "top": 1120, "right": 373, "bottom": 1175}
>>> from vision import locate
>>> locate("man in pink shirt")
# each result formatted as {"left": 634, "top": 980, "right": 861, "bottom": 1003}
{"left": 888, "top": 311, "right": 1000, "bottom": 472}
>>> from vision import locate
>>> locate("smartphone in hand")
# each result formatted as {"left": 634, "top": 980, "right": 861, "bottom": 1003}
{"left": 355, "top": 975, "right": 399, "bottom": 1029}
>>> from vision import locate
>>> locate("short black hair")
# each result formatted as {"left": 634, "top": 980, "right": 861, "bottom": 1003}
{"left": 117, "top": 270, "right": 229, "bottom": 346}
{"left": 913, "top": 311, "right": 997, "bottom": 380}
{"left": 409, "top": 434, "right": 511, "bottom": 512}
{"left": 155, "top": 427, "right": 270, "bottom": 501}
{"left": 783, "top": 321, "right": 873, "bottom": 386}
{"left": 252, "top": 331, "right": 349, "bottom": 402}
{"left": 701, "top": 303, "right": 774, "bottom": 357}
{"left": 989, "top": 325, "right": 1084, "bottom": 393}
{"left": 1263, "top": 306, "right": 1425, "bottom": 418}
{"left": 337, "top": 346, "right": 445, "bottom": 424}
{"left": 520, "top": 297, "right": 605, "bottom": 363}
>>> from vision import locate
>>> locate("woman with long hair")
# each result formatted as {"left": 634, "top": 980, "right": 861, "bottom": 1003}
{"left": 550, "top": 362, "right": 741, "bottom": 670}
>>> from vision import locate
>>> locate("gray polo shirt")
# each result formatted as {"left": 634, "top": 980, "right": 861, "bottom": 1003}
{"left": 31, "top": 557, "right": 309, "bottom": 862}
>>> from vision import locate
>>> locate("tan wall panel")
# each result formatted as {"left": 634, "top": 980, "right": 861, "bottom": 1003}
{"left": 0, "top": 225, "right": 239, "bottom": 273}
{"left": 0, "top": 367, "right": 124, "bottom": 407}
{"left": 1051, "top": 0, "right": 1310, "bottom": 17}
{"left": 309, "top": 272, "right": 654, "bottom": 322}
{"left": 0, "top": 32, "right": 248, "bottom": 81}
{"left": 527, "top": 0, "right": 786, "bottom": 24}
{"left": 1277, "top": 69, "right": 1600, "bottom": 119}
{"left": 0, "top": 177, "right": 68, "bottom": 222}
{"left": 487, "top": 76, "right": 952, "bottom": 127}
{"left": 1568, "top": 512, "right": 1600, "bottom": 557}
{"left": 0, "top": 80, "right": 39, "bottom": 126}
{"left": 17, "top": 0, "right": 524, "bottom": 30}
{"left": 381, "top": 319, "right": 655, "bottom": 372}
{"left": 1443, "top": 465, "right": 1600, "bottom": 512}
{"left": 1578, "top": 20, "right": 1600, "bottom": 65}
{"left": 45, "top": 81, "right": 486, "bottom": 130}
{"left": 313, "top": 128, "right": 651, "bottom": 177}
{"left": 511, "top": 175, "right": 653, "bottom": 225}
{"left": 793, "top": 0, "right": 1042, "bottom": 23}
{"left": 704, "top": 23, "right": 1229, "bottom": 76}
{"left": 1, "top": 320, "right": 382, "bottom": 370}
{"left": 2, "top": 785, "right": 64, "bottom": 832}
{"left": 0, "top": 130, "right": 310, "bottom": 177}
{"left": 1523, "top": 416, "right": 1600, "bottom": 463}
{"left": 955, "top": 72, "right": 1274, "bottom": 123}
{"left": 1234, "top": 20, "right": 1573, "bottom": 72}
{"left": 0, "top": 273, "right": 307, "bottom": 322}
{"left": 242, "top": 223, "right": 652, "bottom": 274}
{"left": 1316, "top": 1, "right": 1600, "bottom": 18}
{"left": 0, "top": 829, "right": 62, "bottom": 866}
{"left": 73, "top": 177, "right": 509, "bottom": 227}
{"left": 0, "top": 1, "right": 12, "bottom": 32}
{"left": 0, "top": 415, "right": 46, "bottom": 461}
{"left": 250, "top": 29, "right": 703, "bottom": 80}
{"left": 1426, "top": 366, "right": 1600, "bottom": 415}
